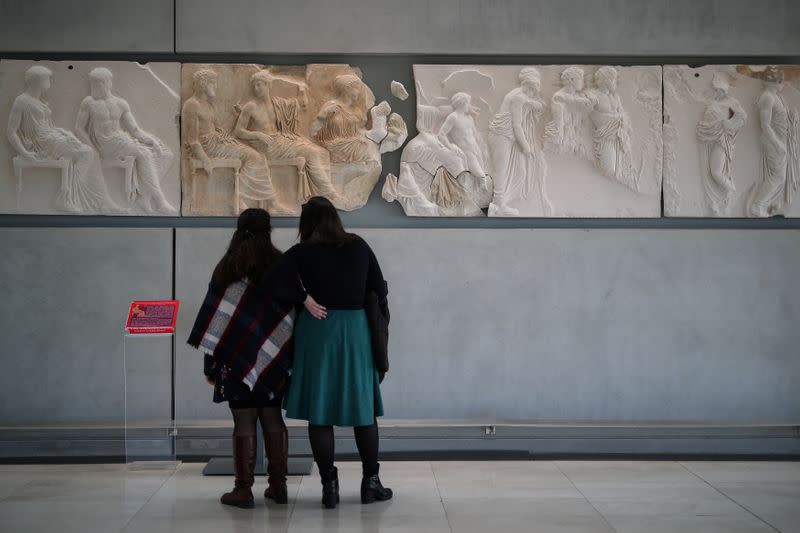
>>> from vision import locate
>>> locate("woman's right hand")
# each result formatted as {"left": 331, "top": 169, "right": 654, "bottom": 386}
{"left": 304, "top": 294, "right": 327, "bottom": 320}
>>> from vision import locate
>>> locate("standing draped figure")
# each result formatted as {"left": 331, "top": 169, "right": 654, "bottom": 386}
{"left": 749, "top": 67, "right": 800, "bottom": 217}
{"left": 588, "top": 66, "right": 638, "bottom": 191}
{"left": 488, "top": 67, "right": 551, "bottom": 216}
{"left": 696, "top": 73, "right": 747, "bottom": 215}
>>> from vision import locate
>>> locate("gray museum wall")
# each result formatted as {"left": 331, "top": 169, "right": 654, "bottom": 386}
{"left": 176, "top": 0, "right": 799, "bottom": 55}
{"left": 0, "top": 228, "right": 173, "bottom": 425}
{"left": 176, "top": 228, "right": 800, "bottom": 424}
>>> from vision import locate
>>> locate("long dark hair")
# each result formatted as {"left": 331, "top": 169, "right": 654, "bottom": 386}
{"left": 212, "top": 208, "right": 282, "bottom": 287}
{"left": 299, "top": 196, "right": 358, "bottom": 245}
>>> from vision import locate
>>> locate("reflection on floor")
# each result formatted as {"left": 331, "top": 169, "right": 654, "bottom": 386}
{"left": 0, "top": 460, "right": 797, "bottom": 532}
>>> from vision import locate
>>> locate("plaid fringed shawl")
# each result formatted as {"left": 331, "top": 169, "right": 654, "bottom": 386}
{"left": 187, "top": 279, "right": 296, "bottom": 403}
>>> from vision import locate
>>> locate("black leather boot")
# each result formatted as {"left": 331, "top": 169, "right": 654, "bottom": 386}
{"left": 320, "top": 466, "right": 340, "bottom": 509}
{"left": 361, "top": 464, "right": 393, "bottom": 504}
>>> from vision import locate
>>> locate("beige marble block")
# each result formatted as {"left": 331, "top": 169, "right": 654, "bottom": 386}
{"left": 180, "top": 64, "right": 404, "bottom": 216}
{"left": 664, "top": 65, "right": 800, "bottom": 217}
{"left": 1, "top": 60, "right": 181, "bottom": 215}
{"left": 383, "top": 64, "right": 663, "bottom": 217}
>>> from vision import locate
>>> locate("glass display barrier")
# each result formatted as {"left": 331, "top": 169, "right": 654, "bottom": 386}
{"left": 123, "top": 332, "right": 177, "bottom": 465}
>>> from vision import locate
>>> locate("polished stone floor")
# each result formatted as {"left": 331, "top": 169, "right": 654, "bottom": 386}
{"left": 0, "top": 461, "right": 797, "bottom": 532}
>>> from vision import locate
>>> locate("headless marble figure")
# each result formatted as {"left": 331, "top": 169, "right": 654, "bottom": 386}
{"left": 76, "top": 67, "right": 176, "bottom": 214}
{"left": 7, "top": 66, "right": 117, "bottom": 214}
{"left": 234, "top": 69, "right": 341, "bottom": 206}
{"left": 749, "top": 68, "right": 799, "bottom": 217}
{"left": 183, "top": 69, "right": 285, "bottom": 214}
{"left": 438, "top": 92, "right": 489, "bottom": 180}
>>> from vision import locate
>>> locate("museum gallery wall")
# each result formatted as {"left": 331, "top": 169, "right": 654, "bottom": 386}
{"left": 2, "top": 60, "right": 798, "bottom": 218}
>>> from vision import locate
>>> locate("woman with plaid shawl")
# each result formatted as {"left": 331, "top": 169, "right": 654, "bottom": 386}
{"left": 187, "top": 208, "right": 296, "bottom": 509}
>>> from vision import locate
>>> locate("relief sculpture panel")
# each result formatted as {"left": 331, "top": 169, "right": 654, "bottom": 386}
{"left": 1, "top": 60, "right": 181, "bottom": 215}
{"left": 664, "top": 65, "right": 800, "bottom": 217}
{"left": 180, "top": 64, "right": 405, "bottom": 216}
{"left": 383, "top": 65, "right": 663, "bottom": 217}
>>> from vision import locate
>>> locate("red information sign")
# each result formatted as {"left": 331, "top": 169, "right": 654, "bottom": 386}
{"left": 125, "top": 300, "right": 180, "bottom": 334}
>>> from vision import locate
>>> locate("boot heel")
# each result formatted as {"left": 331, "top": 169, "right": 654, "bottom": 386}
{"left": 320, "top": 467, "right": 339, "bottom": 509}
{"left": 322, "top": 492, "right": 338, "bottom": 509}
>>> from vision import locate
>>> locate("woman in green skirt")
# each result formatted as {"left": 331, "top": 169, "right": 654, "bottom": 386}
{"left": 275, "top": 196, "right": 392, "bottom": 509}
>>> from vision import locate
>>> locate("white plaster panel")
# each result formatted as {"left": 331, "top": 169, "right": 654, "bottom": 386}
{"left": 0, "top": 60, "right": 181, "bottom": 215}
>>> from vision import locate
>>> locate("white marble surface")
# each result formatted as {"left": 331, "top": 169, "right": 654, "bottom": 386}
{"left": 388, "top": 65, "right": 662, "bottom": 217}
{"left": 664, "top": 65, "right": 800, "bottom": 218}
{"left": 0, "top": 60, "right": 181, "bottom": 215}
{"left": 0, "top": 461, "right": 795, "bottom": 532}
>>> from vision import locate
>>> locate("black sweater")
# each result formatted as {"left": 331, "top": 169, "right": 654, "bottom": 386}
{"left": 272, "top": 237, "right": 388, "bottom": 310}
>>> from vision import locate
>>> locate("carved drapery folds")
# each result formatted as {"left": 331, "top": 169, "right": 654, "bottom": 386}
{"left": 384, "top": 65, "right": 663, "bottom": 217}
{"left": 664, "top": 64, "right": 800, "bottom": 217}
{"left": 1, "top": 60, "right": 181, "bottom": 215}
{"left": 179, "top": 64, "right": 406, "bottom": 216}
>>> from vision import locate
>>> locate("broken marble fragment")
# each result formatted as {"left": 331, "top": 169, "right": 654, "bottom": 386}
{"left": 391, "top": 80, "right": 409, "bottom": 101}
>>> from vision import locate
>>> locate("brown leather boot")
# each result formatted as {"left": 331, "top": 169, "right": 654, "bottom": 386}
{"left": 221, "top": 435, "right": 256, "bottom": 509}
{"left": 263, "top": 427, "right": 289, "bottom": 504}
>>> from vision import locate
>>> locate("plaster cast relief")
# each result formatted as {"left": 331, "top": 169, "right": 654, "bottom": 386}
{"left": 488, "top": 67, "right": 550, "bottom": 216}
{"left": 385, "top": 65, "right": 662, "bottom": 217}
{"left": 181, "top": 64, "right": 402, "bottom": 215}
{"left": 77, "top": 68, "right": 177, "bottom": 214}
{"left": 544, "top": 66, "right": 593, "bottom": 159}
{"left": 391, "top": 80, "right": 409, "bottom": 101}
{"left": 1, "top": 60, "right": 180, "bottom": 215}
{"left": 664, "top": 65, "right": 800, "bottom": 217}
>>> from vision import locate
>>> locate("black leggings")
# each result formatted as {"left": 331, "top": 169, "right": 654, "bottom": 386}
{"left": 231, "top": 406, "right": 286, "bottom": 436}
{"left": 308, "top": 422, "right": 380, "bottom": 476}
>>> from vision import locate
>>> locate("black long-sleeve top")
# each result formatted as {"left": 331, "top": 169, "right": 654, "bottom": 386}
{"left": 271, "top": 237, "right": 388, "bottom": 310}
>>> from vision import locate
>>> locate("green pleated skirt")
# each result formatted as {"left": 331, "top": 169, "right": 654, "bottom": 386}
{"left": 284, "top": 308, "right": 384, "bottom": 427}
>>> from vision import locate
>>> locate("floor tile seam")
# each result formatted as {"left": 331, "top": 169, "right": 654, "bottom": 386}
{"left": 552, "top": 461, "right": 619, "bottom": 533}
{"left": 429, "top": 461, "right": 455, "bottom": 533}
{"left": 286, "top": 473, "right": 303, "bottom": 525}
{"left": 677, "top": 461, "right": 783, "bottom": 533}
{"left": 120, "top": 464, "right": 181, "bottom": 532}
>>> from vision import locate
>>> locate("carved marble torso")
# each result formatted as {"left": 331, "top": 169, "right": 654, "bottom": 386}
{"left": 490, "top": 88, "right": 544, "bottom": 140}
{"left": 185, "top": 97, "right": 220, "bottom": 141}
{"left": 590, "top": 90, "right": 627, "bottom": 125}
{"left": 697, "top": 97, "right": 745, "bottom": 145}
{"left": 82, "top": 95, "right": 133, "bottom": 142}
{"left": 240, "top": 99, "right": 279, "bottom": 136}
{"left": 760, "top": 91, "right": 789, "bottom": 144}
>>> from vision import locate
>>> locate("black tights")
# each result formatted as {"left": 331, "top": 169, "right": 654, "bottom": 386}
{"left": 308, "top": 422, "right": 379, "bottom": 476}
{"left": 231, "top": 407, "right": 286, "bottom": 436}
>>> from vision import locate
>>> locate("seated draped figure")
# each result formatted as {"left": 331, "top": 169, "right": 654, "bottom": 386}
{"left": 76, "top": 67, "right": 177, "bottom": 214}
{"left": 233, "top": 69, "right": 343, "bottom": 207}
{"left": 182, "top": 68, "right": 290, "bottom": 215}
{"left": 180, "top": 64, "right": 406, "bottom": 216}
{"left": 7, "top": 65, "right": 121, "bottom": 214}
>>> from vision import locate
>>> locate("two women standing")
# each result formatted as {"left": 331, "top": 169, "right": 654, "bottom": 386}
{"left": 189, "top": 197, "right": 392, "bottom": 510}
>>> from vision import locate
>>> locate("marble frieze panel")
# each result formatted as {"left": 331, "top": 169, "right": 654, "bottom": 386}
{"left": 180, "top": 63, "right": 406, "bottom": 216}
{"left": 664, "top": 64, "right": 800, "bottom": 217}
{"left": 1, "top": 60, "right": 181, "bottom": 215}
{"left": 383, "top": 64, "right": 663, "bottom": 217}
